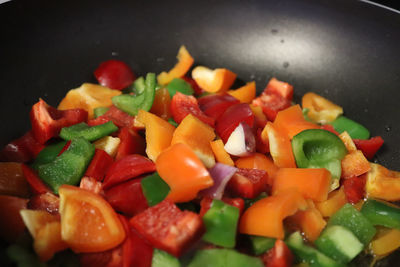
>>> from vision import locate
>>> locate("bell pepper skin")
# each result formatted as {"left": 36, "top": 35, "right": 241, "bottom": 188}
{"left": 102, "top": 154, "right": 156, "bottom": 189}
{"left": 93, "top": 107, "right": 109, "bottom": 118}
{"left": 210, "top": 139, "right": 235, "bottom": 166}
{"left": 94, "top": 59, "right": 136, "bottom": 90}
{"left": 170, "top": 92, "right": 215, "bottom": 127}
{"left": 152, "top": 249, "right": 180, "bottom": 267}
{"left": 130, "top": 200, "right": 205, "bottom": 257}
{"left": 157, "top": 45, "right": 194, "bottom": 86}
{"left": 370, "top": 228, "right": 400, "bottom": 257}
{"left": 342, "top": 175, "right": 366, "bottom": 204}
{"left": 21, "top": 164, "right": 50, "bottom": 195}
{"left": 31, "top": 140, "right": 68, "bottom": 169}
{"left": 227, "top": 81, "right": 256, "bottom": 104}
{"left": 141, "top": 172, "right": 170, "bottom": 206}
{"left": 202, "top": 199, "right": 240, "bottom": 248}
{"left": 166, "top": 78, "right": 194, "bottom": 96}
{"left": 301, "top": 92, "right": 343, "bottom": 124}
{"left": 286, "top": 232, "right": 344, "bottom": 267}
{"left": 315, "top": 186, "right": 347, "bottom": 217}
{"left": 60, "top": 121, "right": 118, "bottom": 142}
{"left": 292, "top": 129, "right": 347, "bottom": 180}
{"left": 104, "top": 178, "right": 148, "bottom": 217}
{"left": 89, "top": 105, "right": 133, "bottom": 128}
{"left": 239, "top": 190, "right": 307, "bottom": 239}
{"left": 192, "top": 66, "right": 237, "bottom": 93}
{"left": 365, "top": 163, "right": 400, "bottom": 201}
{"left": 199, "top": 196, "right": 244, "bottom": 217}
{"left": 328, "top": 203, "right": 376, "bottom": 245}
{"left": 84, "top": 149, "right": 113, "bottom": 181}
{"left": 329, "top": 116, "right": 370, "bottom": 140}
{"left": 227, "top": 168, "right": 269, "bottom": 199}
{"left": 112, "top": 73, "right": 156, "bottom": 116}
{"left": 252, "top": 89, "right": 291, "bottom": 121}
{"left": 353, "top": 136, "right": 384, "bottom": 160}
{"left": 31, "top": 99, "right": 88, "bottom": 144}
{"left": 37, "top": 137, "right": 95, "bottom": 194}
{"left": 0, "top": 131, "right": 44, "bottom": 163}
{"left": 361, "top": 199, "right": 400, "bottom": 230}
{"left": 248, "top": 235, "right": 276, "bottom": 256}
{"left": 156, "top": 143, "right": 214, "bottom": 203}
{"left": 188, "top": 248, "right": 264, "bottom": 267}
{"left": 115, "top": 127, "right": 146, "bottom": 161}
{"left": 0, "top": 162, "right": 31, "bottom": 198}
{"left": 261, "top": 239, "right": 294, "bottom": 267}
{"left": 150, "top": 87, "right": 172, "bottom": 120}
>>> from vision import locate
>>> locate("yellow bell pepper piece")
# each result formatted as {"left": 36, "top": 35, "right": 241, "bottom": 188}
{"left": 302, "top": 92, "right": 343, "bottom": 124}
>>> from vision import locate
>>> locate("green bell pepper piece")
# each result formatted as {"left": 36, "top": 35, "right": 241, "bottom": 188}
{"left": 141, "top": 172, "right": 170, "bottom": 206}
{"left": 187, "top": 248, "right": 264, "bottom": 267}
{"left": 112, "top": 73, "right": 156, "bottom": 116}
{"left": 151, "top": 249, "right": 181, "bottom": 267}
{"left": 59, "top": 121, "right": 118, "bottom": 142}
{"left": 291, "top": 129, "right": 347, "bottom": 180}
{"left": 168, "top": 118, "right": 179, "bottom": 127}
{"left": 202, "top": 199, "right": 239, "bottom": 248}
{"left": 248, "top": 235, "right": 276, "bottom": 256}
{"left": 133, "top": 76, "right": 146, "bottom": 94}
{"left": 329, "top": 116, "right": 370, "bottom": 140}
{"left": 286, "top": 232, "right": 345, "bottom": 267}
{"left": 166, "top": 78, "right": 194, "bottom": 97}
{"left": 315, "top": 225, "right": 363, "bottom": 263}
{"left": 361, "top": 199, "right": 400, "bottom": 229}
{"left": 93, "top": 107, "right": 109, "bottom": 118}
{"left": 37, "top": 137, "right": 95, "bottom": 194}
{"left": 31, "top": 140, "right": 68, "bottom": 170}
{"left": 328, "top": 203, "right": 376, "bottom": 245}
{"left": 244, "top": 192, "right": 268, "bottom": 210}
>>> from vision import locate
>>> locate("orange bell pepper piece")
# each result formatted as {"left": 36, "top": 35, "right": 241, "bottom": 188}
{"left": 273, "top": 168, "right": 331, "bottom": 202}
{"left": 150, "top": 87, "right": 171, "bottom": 120}
{"left": 156, "top": 143, "right": 214, "bottom": 203}
{"left": 235, "top": 153, "right": 279, "bottom": 183}
{"left": 370, "top": 228, "right": 400, "bottom": 256}
{"left": 366, "top": 163, "right": 400, "bottom": 201}
{"left": 273, "top": 105, "right": 319, "bottom": 139}
{"left": 157, "top": 45, "right": 194, "bottom": 85}
{"left": 289, "top": 200, "right": 327, "bottom": 242}
{"left": 338, "top": 131, "right": 357, "bottom": 152}
{"left": 171, "top": 114, "right": 216, "bottom": 168}
{"left": 227, "top": 81, "right": 256, "bottom": 104}
{"left": 239, "top": 189, "right": 307, "bottom": 239}
{"left": 315, "top": 186, "right": 347, "bottom": 217}
{"left": 58, "top": 83, "right": 121, "bottom": 119}
{"left": 301, "top": 92, "right": 343, "bottom": 124}
{"left": 341, "top": 150, "right": 371, "bottom": 179}
{"left": 59, "top": 185, "right": 125, "bottom": 253}
{"left": 210, "top": 139, "right": 234, "bottom": 166}
{"left": 261, "top": 122, "right": 296, "bottom": 168}
{"left": 136, "top": 109, "right": 175, "bottom": 162}
{"left": 191, "top": 66, "right": 236, "bottom": 93}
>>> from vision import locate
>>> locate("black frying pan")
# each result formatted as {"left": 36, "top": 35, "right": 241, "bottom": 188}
{"left": 0, "top": 0, "right": 399, "bottom": 266}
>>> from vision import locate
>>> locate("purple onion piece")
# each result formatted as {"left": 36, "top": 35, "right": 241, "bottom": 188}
{"left": 199, "top": 163, "right": 237, "bottom": 199}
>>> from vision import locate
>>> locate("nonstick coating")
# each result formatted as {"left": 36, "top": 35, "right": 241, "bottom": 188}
{"left": 0, "top": 0, "right": 399, "bottom": 265}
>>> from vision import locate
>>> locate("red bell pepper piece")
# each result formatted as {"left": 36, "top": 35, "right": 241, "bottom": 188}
{"left": 57, "top": 140, "right": 71, "bottom": 156}
{"left": 79, "top": 245, "right": 123, "bottom": 267}
{"left": 320, "top": 124, "right": 340, "bottom": 136}
{"left": 94, "top": 60, "right": 136, "bottom": 91}
{"left": 115, "top": 127, "right": 146, "bottom": 161}
{"left": 226, "top": 168, "right": 269, "bottom": 199}
{"left": 198, "top": 93, "right": 240, "bottom": 121}
{"left": 119, "top": 215, "right": 153, "bottom": 267}
{"left": 30, "top": 99, "right": 88, "bottom": 144}
{"left": 27, "top": 192, "right": 60, "bottom": 215}
{"left": 84, "top": 149, "right": 114, "bottom": 181}
{"left": 0, "top": 131, "right": 45, "bottom": 163}
{"left": 170, "top": 92, "right": 215, "bottom": 127}
{"left": 21, "top": 164, "right": 50, "bottom": 194}
{"left": 103, "top": 154, "right": 156, "bottom": 189}
{"left": 252, "top": 93, "right": 291, "bottom": 122}
{"left": 262, "top": 239, "right": 294, "bottom": 267}
{"left": 130, "top": 199, "right": 205, "bottom": 257}
{"left": 256, "top": 128, "right": 270, "bottom": 154}
{"left": 80, "top": 177, "right": 104, "bottom": 195}
{"left": 353, "top": 136, "right": 384, "bottom": 160}
{"left": 199, "top": 196, "right": 245, "bottom": 217}
{"left": 88, "top": 105, "right": 133, "bottom": 128}
{"left": 105, "top": 178, "right": 149, "bottom": 217}
{"left": 215, "top": 103, "right": 254, "bottom": 143}
{"left": 182, "top": 76, "right": 204, "bottom": 96}
{"left": 264, "top": 78, "right": 294, "bottom": 101}
{"left": 342, "top": 174, "right": 367, "bottom": 204}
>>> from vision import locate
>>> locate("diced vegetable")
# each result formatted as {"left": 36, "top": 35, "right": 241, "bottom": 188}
{"left": 248, "top": 235, "right": 276, "bottom": 256}
{"left": 301, "top": 92, "right": 343, "bottom": 124}
{"left": 166, "top": 78, "right": 194, "bottom": 96}
{"left": 152, "top": 249, "right": 181, "bottom": 267}
{"left": 361, "top": 199, "right": 400, "bottom": 229}
{"left": 158, "top": 45, "right": 194, "bottom": 85}
{"left": 141, "top": 172, "right": 170, "bottom": 206}
{"left": 59, "top": 121, "right": 118, "bottom": 141}
{"left": 94, "top": 59, "right": 136, "bottom": 90}
{"left": 329, "top": 116, "right": 370, "bottom": 140}
{"left": 227, "top": 81, "right": 256, "bottom": 104}
{"left": 365, "top": 163, "right": 400, "bottom": 201}
{"left": 192, "top": 66, "right": 237, "bottom": 93}
{"left": 188, "top": 248, "right": 264, "bottom": 267}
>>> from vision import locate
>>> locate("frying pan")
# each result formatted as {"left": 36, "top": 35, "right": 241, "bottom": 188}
{"left": 0, "top": 0, "right": 399, "bottom": 265}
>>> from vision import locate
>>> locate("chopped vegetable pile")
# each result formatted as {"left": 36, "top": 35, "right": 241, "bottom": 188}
{"left": 1, "top": 45, "right": 399, "bottom": 267}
